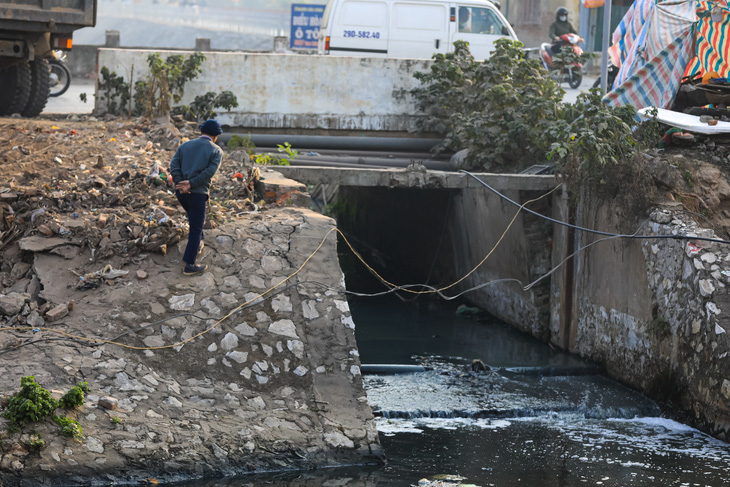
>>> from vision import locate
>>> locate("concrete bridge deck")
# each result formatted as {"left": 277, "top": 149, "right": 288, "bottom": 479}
{"left": 275, "top": 166, "right": 560, "bottom": 191}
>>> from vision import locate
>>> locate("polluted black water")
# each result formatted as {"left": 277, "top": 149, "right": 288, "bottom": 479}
{"left": 181, "top": 296, "right": 730, "bottom": 487}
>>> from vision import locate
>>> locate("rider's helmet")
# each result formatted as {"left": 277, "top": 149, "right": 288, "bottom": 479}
{"left": 556, "top": 7, "right": 569, "bottom": 20}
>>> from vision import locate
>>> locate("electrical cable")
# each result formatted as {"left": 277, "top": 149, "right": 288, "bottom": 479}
{"left": 0, "top": 227, "right": 339, "bottom": 352}
{"left": 460, "top": 170, "right": 730, "bottom": 245}
{"left": 3, "top": 172, "right": 727, "bottom": 353}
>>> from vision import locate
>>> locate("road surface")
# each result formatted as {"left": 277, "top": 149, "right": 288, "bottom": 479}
{"left": 44, "top": 78, "right": 95, "bottom": 115}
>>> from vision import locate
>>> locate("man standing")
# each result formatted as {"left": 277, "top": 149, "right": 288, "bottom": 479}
{"left": 169, "top": 119, "right": 224, "bottom": 276}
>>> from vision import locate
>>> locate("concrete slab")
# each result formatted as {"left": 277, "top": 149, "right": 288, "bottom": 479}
{"left": 274, "top": 166, "right": 560, "bottom": 191}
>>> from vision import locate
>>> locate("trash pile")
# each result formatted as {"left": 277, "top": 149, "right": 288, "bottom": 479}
{"left": 0, "top": 115, "right": 268, "bottom": 327}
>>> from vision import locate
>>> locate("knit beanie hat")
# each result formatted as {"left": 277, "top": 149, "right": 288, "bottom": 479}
{"left": 200, "top": 119, "right": 223, "bottom": 136}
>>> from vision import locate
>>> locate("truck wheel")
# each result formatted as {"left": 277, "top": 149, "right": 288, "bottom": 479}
{"left": 0, "top": 61, "right": 31, "bottom": 116}
{"left": 22, "top": 58, "right": 50, "bottom": 117}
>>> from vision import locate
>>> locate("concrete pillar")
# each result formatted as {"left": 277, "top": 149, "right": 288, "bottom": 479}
{"left": 105, "top": 30, "right": 121, "bottom": 48}
{"left": 195, "top": 38, "right": 211, "bottom": 51}
{"left": 273, "top": 36, "right": 288, "bottom": 53}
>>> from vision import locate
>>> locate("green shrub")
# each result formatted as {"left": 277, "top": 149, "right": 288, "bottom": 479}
{"left": 3, "top": 376, "right": 58, "bottom": 427}
{"left": 58, "top": 382, "right": 89, "bottom": 409}
{"left": 411, "top": 39, "right": 655, "bottom": 205}
{"left": 53, "top": 415, "right": 83, "bottom": 439}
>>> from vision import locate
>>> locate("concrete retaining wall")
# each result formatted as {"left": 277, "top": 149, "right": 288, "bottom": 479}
{"left": 438, "top": 182, "right": 730, "bottom": 438}
{"left": 95, "top": 49, "right": 430, "bottom": 133}
{"left": 561, "top": 201, "right": 730, "bottom": 439}
{"left": 445, "top": 187, "right": 557, "bottom": 339}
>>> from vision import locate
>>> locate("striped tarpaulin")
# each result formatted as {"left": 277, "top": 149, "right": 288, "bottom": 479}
{"left": 614, "top": 1, "right": 696, "bottom": 88}
{"left": 604, "top": 33, "right": 696, "bottom": 109}
{"left": 684, "top": 1, "right": 730, "bottom": 77}
{"left": 609, "top": 0, "right": 656, "bottom": 69}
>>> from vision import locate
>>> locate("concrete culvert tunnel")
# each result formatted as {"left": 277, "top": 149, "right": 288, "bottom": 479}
{"left": 325, "top": 182, "right": 557, "bottom": 341}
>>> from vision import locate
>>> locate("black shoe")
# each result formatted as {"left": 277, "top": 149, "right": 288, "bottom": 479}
{"left": 183, "top": 263, "right": 207, "bottom": 276}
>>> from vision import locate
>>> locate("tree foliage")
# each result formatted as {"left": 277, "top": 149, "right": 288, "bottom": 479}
{"left": 412, "top": 38, "right": 649, "bottom": 192}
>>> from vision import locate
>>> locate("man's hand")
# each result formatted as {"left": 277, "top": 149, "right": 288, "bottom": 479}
{"left": 176, "top": 180, "right": 191, "bottom": 194}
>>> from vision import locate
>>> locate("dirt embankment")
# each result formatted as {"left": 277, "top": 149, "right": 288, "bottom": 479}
{"left": 0, "top": 116, "right": 381, "bottom": 485}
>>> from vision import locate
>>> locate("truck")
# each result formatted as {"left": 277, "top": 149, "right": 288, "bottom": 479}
{"left": 0, "top": 0, "right": 97, "bottom": 117}
{"left": 318, "top": 0, "right": 516, "bottom": 61}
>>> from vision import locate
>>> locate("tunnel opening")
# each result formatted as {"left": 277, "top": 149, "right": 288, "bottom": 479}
{"left": 332, "top": 186, "right": 458, "bottom": 295}
{"left": 326, "top": 181, "right": 559, "bottom": 346}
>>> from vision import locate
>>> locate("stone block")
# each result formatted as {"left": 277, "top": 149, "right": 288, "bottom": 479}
{"left": 98, "top": 396, "right": 118, "bottom": 410}
{"left": 45, "top": 303, "right": 69, "bottom": 322}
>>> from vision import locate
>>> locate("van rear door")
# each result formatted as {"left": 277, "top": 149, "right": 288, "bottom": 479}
{"left": 387, "top": 2, "right": 449, "bottom": 59}
{"left": 451, "top": 4, "right": 515, "bottom": 60}
{"left": 325, "top": 0, "right": 389, "bottom": 56}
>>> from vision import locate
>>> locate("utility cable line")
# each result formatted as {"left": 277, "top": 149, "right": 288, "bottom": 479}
{"left": 2, "top": 172, "right": 728, "bottom": 353}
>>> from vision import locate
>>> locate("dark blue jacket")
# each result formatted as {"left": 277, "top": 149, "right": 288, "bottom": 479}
{"left": 169, "top": 136, "right": 224, "bottom": 195}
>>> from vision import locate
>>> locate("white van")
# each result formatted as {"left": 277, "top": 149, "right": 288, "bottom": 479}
{"left": 317, "top": 0, "right": 517, "bottom": 60}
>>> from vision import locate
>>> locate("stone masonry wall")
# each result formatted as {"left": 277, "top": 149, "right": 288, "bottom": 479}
{"left": 570, "top": 202, "right": 730, "bottom": 439}
{"left": 0, "top": 208, "right": 382, "bottom": 485}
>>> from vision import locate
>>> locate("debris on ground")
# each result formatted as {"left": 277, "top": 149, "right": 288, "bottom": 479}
{"left": 0, "top": 116, "right": 301, "bottom": 328}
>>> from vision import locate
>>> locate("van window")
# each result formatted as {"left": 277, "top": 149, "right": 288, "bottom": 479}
{"left": 471, "top": 7, "right": 506, "bottom": 35}
{"left": 340, "top": 1, "right": 387, "bottom": 27}
{"left": 458, "top": 6, "right": 471, "bottom": 33}
{"left": 394, "top": 3, "right": 445, "bottom": 30}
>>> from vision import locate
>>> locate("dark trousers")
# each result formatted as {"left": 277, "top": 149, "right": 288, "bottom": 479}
{"left": 176, "top": 191, "right": 208, "bottom": 265}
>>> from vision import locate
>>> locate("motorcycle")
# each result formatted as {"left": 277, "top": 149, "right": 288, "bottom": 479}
{"left": 49, "top": 50, "right": 71, "bottom": 97}
{"left": 593, "top": 61, "right": 620, "bottom": 90}
{"left": 539, "top": 33, "right": 584, "bottom": 89}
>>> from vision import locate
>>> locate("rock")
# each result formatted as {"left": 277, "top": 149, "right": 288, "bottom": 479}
{"left": 10, "top": 262, "right": 31, "bottom": 279}
{"left": 164, "top": 396, "right": 182, "bottom": 408}
{"left": 268, "top": 319, "right": 298, "bottom": 338}
{"left": 691, "top": 320, "right": 701, "bottom": 334}
{"left": 699, "top": 279, "right": 716, "bottom": 297}
{"left": 18, "top": 236, "right": 74, "bottom": 252}
{"left": 323, "top": 431, "right": 355, "bottom": 449}
{"left": 293, "top": 366, "right": 308, "bottom": 376}
{"left": 723, "top": 380, "right": 730, "bottom": 400}
{"left": 450, "top": 148, "right": 469, "bottom": 169}
{"left": 220, "top": 332, "right": 239, "bottom": 351}
{"left": 26, "top": 310, "right": 44, "bottom": 327}
{"left": 272, "top": 295, "right": 292, "bottom": 313}
{"left": 0, "top": 292, "right": 29, "bottom": 316}
{"left": 234, "top": 322, "right": 257, "bottom": 336}
{"left": 143, "top": 335, "right": 165, "bottom": 348}
{"left": 86, "top": 437, "right": 104, "bottom": 454}
{"left": 146, "top": 409, "right": 163, "bottom": 419}
{"left": 98, "top": 396, "right": 118, "bottom": 410}
{"left": 169, "top": 293, "right": 195, "bottom": 310}
{"left": 38, "top": 224, "right": 54, "bottom": 236}
{"left": 650, "top": 210, "right": 672, "bottom": 224}
{"left": 226, "top": 351, "right": 248, "bottom": 363}
{"left": 136, "top": 270, "right": 147, "bottom": 280}
{"left": 302, "top": 300, "right": 319, "bottom": 320}
{"left": 45, "top": 303, "right": 69, "bottom": 321}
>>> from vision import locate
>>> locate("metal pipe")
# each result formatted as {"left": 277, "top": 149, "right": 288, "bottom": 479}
{"left": 600, "top": 0, "right": 612, "bottom": 93}
{"left": 220, "top": 133, "right": 442, "bottom": 153}
{"left": 289, "top": 155, "right": 455, "bottom": 171}
{"left": 361, "top": 364, "right": 432, "bottom": 375}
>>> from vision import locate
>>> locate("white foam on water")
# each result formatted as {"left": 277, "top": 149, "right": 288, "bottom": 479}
{"left": 607, "top": 416, "right": 697, "bottom": 433}
{"left": 376, "top": 416, "right": 512, "bottom": 435}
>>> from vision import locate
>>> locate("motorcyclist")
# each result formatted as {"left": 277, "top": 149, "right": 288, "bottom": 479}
{"left": 549, "top": 7, "right": 578, "bottom": 54}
